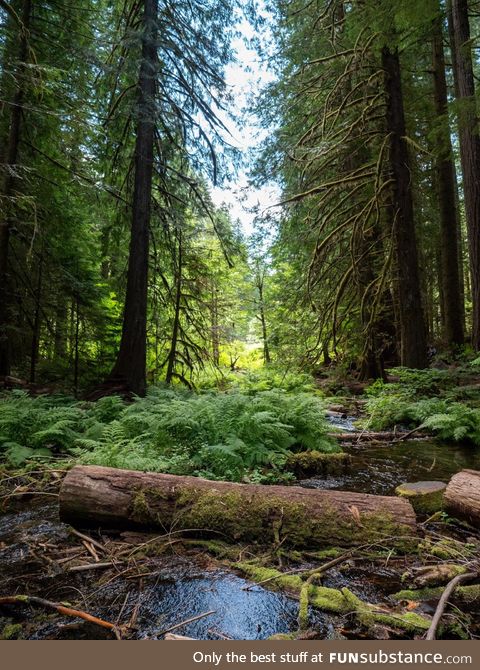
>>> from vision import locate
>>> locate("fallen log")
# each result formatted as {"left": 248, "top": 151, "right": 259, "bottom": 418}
{"left": 445, "top": 469, "right": 480, "bottom": 527}
{"left": 329, "top": 431, "right": 428, "bottom": 442}
{"left": 59, "top": 465, "right": 417, "bottom": 550}
{"left": 285, "top": 451, "right": 352, "bottom": 478}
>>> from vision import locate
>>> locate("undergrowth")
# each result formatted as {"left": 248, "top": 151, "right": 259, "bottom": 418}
{"left": 365, "top": 367, "right": 480, "bottom": 446}
{"left": 0, "top": 386, "right": 337, "bottom": 481}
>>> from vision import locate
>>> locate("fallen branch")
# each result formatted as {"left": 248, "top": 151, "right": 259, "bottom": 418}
{"left": 67, "top": 561, "right": 116, "bottom": 573}
{"left": 0, "top": 595, "right": 116, "bottom": 631}
{"left": 330, "top": 430, "right": 429, "bottom": 443}
{"left": 70, "top": 528, "right": 106, "bottom": 554}
{"left": 425, "top": 572, "right": 477, "bottom": 640}
{"left": 391, "top": 426, "right": 426, "bottom": 443}
{"left": 153, "top": 610, "right": 217, "bottom": 638}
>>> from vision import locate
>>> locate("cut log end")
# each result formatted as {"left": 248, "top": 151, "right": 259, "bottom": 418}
{"left": 395, "top": 481, "right": 446, "bottom": 514}
{"left": 59, "top": 465, "right": 417, "bottom": 551}
{"left": 445, "top": 469, "right": 480, "bottom": 527}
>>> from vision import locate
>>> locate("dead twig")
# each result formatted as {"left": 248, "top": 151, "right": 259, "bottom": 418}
{"left": 425, "top": 572, "right": 478, "bottom": 640}
{"left": 68, "top": 561, "right": 116, "bottom": 573}
{"left": 153, "top": 610, "right": 217, "bottom": 638}
{"left": 70, "top": 528, "right": 106, "bottom": 554}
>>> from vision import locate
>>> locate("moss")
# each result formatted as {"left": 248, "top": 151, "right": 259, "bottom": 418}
{"left": 1, "top": 623, "right": 23, "bottom": 640}
{"left": 419, "top": 537, "right": 476, "bottom": 561}
{"left": 298, "top": 582, "right": 310, "bottom": 629}
{"left": 286, "top": 452, "right": 352, "bottom": 478}
{"left": 268, "top": 633, "right": 298, "bottom": 640}
{"left": 131, "top": 487, "right": 172, "bottom": 525}
{"left": 395, "top": 482, "right": 446, "bottom": 514}
{"left": 393, "top": 584, "right": 480, "bottom": 607}
{"left": 235, "top": 563, "right": 431, "bottom": 633}
{"left": 183, "top": 539, "right": 239, "bottom": 559}
{"left": 310, "top": 548, "right": 343, "bottom": 559}
{"left": 129, "top": 484, "right": 417, "bottom": 552}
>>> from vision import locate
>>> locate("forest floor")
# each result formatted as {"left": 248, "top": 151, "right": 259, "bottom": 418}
{"left": 1, "top": 365, "right": 480, "bottom": 640}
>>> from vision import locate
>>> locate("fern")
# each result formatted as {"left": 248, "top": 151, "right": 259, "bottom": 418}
{"left": 1, "top": 385, "right": 336, "bottom": 480}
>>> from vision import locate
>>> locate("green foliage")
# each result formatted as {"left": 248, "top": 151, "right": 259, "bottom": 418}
{"left": 196, "top": 367, "right": 319, "bottom": 394}
{"left": 0, "top": 386, "right": 337, "bottom": 480}
{"left": 0, "top": 391, "right": 84, "bottom": 466}
{"left": 421, "top": 404, "right": 480, "bottom": 445}
{"left": 364, "top": 368, "right": 480, "bottom": 446}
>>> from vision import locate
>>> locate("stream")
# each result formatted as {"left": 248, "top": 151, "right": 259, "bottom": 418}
{"left": 1, "top": 419, "right": 479, "bottom": 639}
{"left": 310, "top": 416, "right": 480, "bottom": 496}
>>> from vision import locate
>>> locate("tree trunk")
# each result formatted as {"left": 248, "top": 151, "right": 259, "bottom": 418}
{"left": 0, "top": 0, "right": 32, "bottom": 376}
{"left": 445, "top": 469, "right": 480, "bottom": 527}
{"left": 54, "top": 302, "right": 68, "bottom": 360}
{"left": 257, "top": 277, "right": 271, "bottom": 364}
{"left": 30, "top": 246, "right": 44, "bottom": 384}
{"left": 432, "top": 13, "right": 464, "bottom": 347}
{"left": 59, "top": 465, "right": 417, "bottom": 549}
{"left": 448, "top": 0, "right": 480, "bottom": 350}
{"left": 165, "top": 230, "right": 182, "bottom": 384}
{"left": 73, "top": 296, "right": 80, "bottom": 397}
{"left": 105, "top": 0, "right": 158, "bottom": 395}
{"left": 210, "top": 286, "right": 220, "bottom": 366}
{"left": 382, "top": 46, "right": 427, "bottom": 368}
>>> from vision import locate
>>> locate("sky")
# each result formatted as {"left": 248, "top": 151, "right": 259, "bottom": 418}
{"left": 209, "top": 15, "right": 281, "bottom": 236}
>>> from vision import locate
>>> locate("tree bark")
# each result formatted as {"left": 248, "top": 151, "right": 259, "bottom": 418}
{"left": 448, "top": 0, "right": 480, "bottom": 350}
{"left": 0, "top": 0, "right": 32, "bottom": 376}
{"left": 445, "top": 469, "right": 480, "bottom": 527}
{"left": 382, "top": 46, "right": 427, "bottom": 368}
{"left": 432, "top": 14, "right": 464, "bottom": 347}
{"left": 59, "top": 465, "right": 417, "bottom": 549}
{"left": 210, "top": 285, "right": 220, "bottom": 366}
{"left": 257, "top": 274, "right": 271, "bottom": 364}
{"left": 29, "top": 245, "right": 44, "bottom": 383}
{"left": 105, "top": 0, "right": 158, "bottom": 396}
{"left": 165, "top": 229, "right": 182, "bottom": 383}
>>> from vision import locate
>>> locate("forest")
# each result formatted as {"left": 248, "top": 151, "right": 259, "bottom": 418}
{"left": 1, "top": 0, "right": 480, "bottom": 642}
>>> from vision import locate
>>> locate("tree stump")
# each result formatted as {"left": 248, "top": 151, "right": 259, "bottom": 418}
{"left": 395, "top": 481, "right": 446, "bottom": 514}
{"left": 445, "top": 469, "right": 480, "bottom": 527}
{"left": 59, "top": 465, "right": 417, "bottom": 550}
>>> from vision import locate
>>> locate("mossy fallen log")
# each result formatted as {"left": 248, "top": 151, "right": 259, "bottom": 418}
{"left": 59, "top": 465, "right": 417, "bottom": 550}
{"left": 285, "top": 451, "right": 352, "bottom": 478}
{"left": 392, "top": 583, "right": 480, "bottom": 609}
{"left": 235, "top": 563, "right": 431, "bottom": 634}
{"left": 445, "top": 469, "right": 480, "bottom": 527}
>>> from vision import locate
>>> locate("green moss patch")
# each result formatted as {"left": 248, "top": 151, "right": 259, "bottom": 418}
{"left": 235, "top": 563, "right": 431, "bottom": 634}
{"left": 286, "top": 452, "right": 352, "bottom": 478}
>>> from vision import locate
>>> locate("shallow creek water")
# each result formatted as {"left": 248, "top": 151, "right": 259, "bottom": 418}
{"left": 0, "top": 504, "right": 338, "bottom": 639}
{"left": 1, "top": 420, "right": 479, "bottom": 639}
{"left": 304, "top": 416, "right": 480, "bottom": 496}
